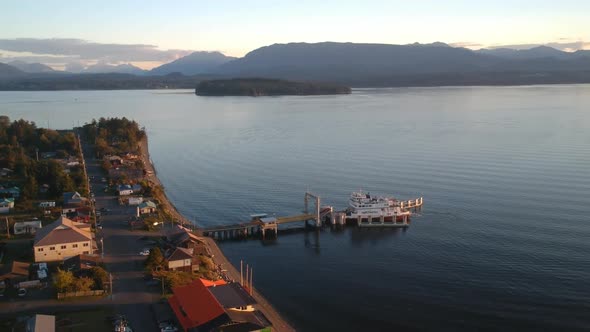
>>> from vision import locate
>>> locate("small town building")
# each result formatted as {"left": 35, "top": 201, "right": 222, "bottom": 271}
{"left": 166, "top": 247, "right": 198, "bottom": 272}
{"left": 117, "top": 184, "right": 134, "bottom": 196}
{"left": 0, "top": 261, "right": 30, "bottom": 285}
{"left": 39, "top": 201, "right": 56, "bottom": 208}
{"left": 138, "top": 200, "right": 157, "bottom": 215}
{"left": 14, "top": 220, "right": 43, "bottom": 235}
{"left": 0, "top": 197, "right": 15, "bottom": 208}
{"left": 0, "top": 197, "right": 15, "bottom": 213}
{"left": 26, "top": 314, "right": 55, "bottom": 332}
{"left": 166, "top": 226, "right": 209, "bottom": 254}
{"left": 63, "top": 191, "right": 86, "bottom": 206}
{"left": 168, "top": 279, "right": 270, "bottom": 332}
{"left": 131, "top": 184, "right": 142, "bottom": 193}
{"left": 63, "top": 254, "right": 101, "bottom": 273}
{"left": 33, "top": 216, "right": 94, "bottom": 262}
{"left": 128, "top": 196, "right": 143, "bottom": 205}
{"left": 64, "top": 206, "right": 91, "bottom": 223}
{"left": 0, "top": 186, "right": 20, "bottom": 198}
{"left": 0, "top": 168, "right": 13, "bottom": 177}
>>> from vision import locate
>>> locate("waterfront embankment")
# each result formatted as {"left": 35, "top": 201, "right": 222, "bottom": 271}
{"left": 138, "top": 137, "right": 295, "bottom": 332}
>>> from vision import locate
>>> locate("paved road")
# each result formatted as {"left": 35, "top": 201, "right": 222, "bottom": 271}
{"left": 84, "top": 144, "right": 161, "bottom": 332}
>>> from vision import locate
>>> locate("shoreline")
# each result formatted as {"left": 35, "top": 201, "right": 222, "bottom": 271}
{"left": 138, "top": 137, "right": 295, "bottom": 332}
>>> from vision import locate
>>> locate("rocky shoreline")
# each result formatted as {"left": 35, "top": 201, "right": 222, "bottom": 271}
{"left": 138, "top": 136, "right": 295, "bottom": 332}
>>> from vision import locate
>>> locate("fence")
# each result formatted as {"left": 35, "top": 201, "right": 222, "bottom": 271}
{"left": 57, "top": 289, "right": 105, "bottom": 299}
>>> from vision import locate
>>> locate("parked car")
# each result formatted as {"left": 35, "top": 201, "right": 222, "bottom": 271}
{"left": 17, "top": 288, "right": 27, "bottom": 297}
{"left": 139, "top": 248, "right": 150, "bottom": 256}
{"left": 96, "top": 223, "right": 103, "bottom": 229}
{"left": 160, "top": 326, "right": 178, "bottom": 332}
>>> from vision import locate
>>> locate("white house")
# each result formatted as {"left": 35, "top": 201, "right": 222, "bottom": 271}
{"left": 33, "top": 216, "right": 94, "bottom": 262}
{"left": 128, "top": 197, "right": 143, "bottom": 205}
{"left": 0, "top": 198, "right": 14, "bottom": 214}
{"left": 39, "top": 201, "right": 56, "bottom": 208}
{"left": 14, "top": 220, "right": 43, "bottom": 235}
{"left": 117, "top": 185, "right": 133, "bottom": 196}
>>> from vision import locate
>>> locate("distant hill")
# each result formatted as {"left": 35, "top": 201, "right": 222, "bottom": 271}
{"left": 213, "top": 42, "right": 590, "bottom": 86}
{"left": 150, "top": 51, "right": 235, "bottom": 76}
{"left": 82, "top": 63, "right": 147, "bottom": 75}
{"left": 4, "top": 42, "right": 590, "bottom": 89}
{"left": 478, "top": 46, "right": 574, "bottom": 60}
{"left": 8, "top": 60, "right": 55, "bottom": 73}
{"left": 195, "top": 78, "right": 351, "bottom": 96}
{"left": 0, "top": 62, "right": 25, "bottom": 77}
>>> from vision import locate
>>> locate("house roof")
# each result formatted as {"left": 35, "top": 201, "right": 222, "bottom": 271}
{"left": 200, "top": 278, "right": 227, "bottom": 287}
{"left": 168, "top": 279, "right": 228, "bottom": 330}
{"left": 0, "top": 261, "right": 30, "bottom": 280}
{"left": 14, "top": 220, "right": 42, "bottom": 227}
{"left": 167, "top": 247, "right": 193, "bottom": 262}
{"left": 117, "top": 184, "right": 132, "bottom": 191}
{"left": 63, "top": 254, "right": 101, "bottom": 271}
{"left": 34, "top": 216, "right": 92, "bottom": 246}
{"left": 139, "top": 201, "right": 156, "bottom": 209}
{"left": 27, "top": 314, "right": 55, "bottom": 332}
{"left": 0, "top": 198, "right": 14, "bottom": 203}
{"left": 208, "top": 282, "right": 257, "bottom": 309}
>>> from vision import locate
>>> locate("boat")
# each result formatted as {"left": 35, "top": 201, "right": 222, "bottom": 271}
{"left": 345, "top": 191, "right": 416, "bottom": 227}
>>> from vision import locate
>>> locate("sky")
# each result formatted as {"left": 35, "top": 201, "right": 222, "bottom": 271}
{"left": 1, "top": 0, "right": 589, "bottom": 70}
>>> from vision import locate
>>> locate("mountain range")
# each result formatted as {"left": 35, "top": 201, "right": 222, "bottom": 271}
{"left": 2, "top": 42, "right": 590, "bottom": 88}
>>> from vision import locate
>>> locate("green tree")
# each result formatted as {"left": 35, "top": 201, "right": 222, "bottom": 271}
{"left": 145, "top": 247, "right": 165, "bottom": 271}
{"left": 164, "top": 271, "right": 194, "bottom": 290}
{"left": 54, "top": 268, "right": 75, "bottom": 292}
{"left": 73, "top": 277, "right": 95, "bottom": 291}
{"left": 90, "top": 266, "right": 109, "bottom": 289}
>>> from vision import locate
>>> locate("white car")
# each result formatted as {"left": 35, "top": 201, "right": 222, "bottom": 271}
{"left": 139, "top": 249, "right": 150, "bottom": 256}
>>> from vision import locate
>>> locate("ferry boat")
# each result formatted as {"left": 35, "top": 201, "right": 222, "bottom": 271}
{"left": 345, "top": 191, "right": 416, "bottom": 227}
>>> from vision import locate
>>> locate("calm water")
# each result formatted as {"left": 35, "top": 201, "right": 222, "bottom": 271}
{"left": 1, "top": 87, "right": 590, "bottom": 331}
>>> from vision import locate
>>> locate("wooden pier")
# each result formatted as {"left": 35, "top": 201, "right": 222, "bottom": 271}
{"left": 202, "top": 192, "right": 424, "bottom": 240}
{"left": 399, "top": 197, "right": 424, "bottom": 210}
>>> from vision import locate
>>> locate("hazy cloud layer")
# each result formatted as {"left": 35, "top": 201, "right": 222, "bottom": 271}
{"left": 488, "top": 41, "right": 590, "bottom": 51}
{"left": 449, "top": 42, "right": 484, "bottom": 48}
{"left": 0, "top": 38, "right": 195, "bottom": 69}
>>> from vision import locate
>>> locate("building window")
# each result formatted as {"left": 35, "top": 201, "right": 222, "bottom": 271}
{"left": 83, "top": 243, "right": 89, "bottom": 247}
{"left": 61, "top": 245, "right": 66, "bottom": 249}
{"left": 37, "top": 248, "right": 43, "bottom": 252}
{"left": 73, "top": 244, "right": 78, "bottom": 248}
{"left": 49, "top": 246, "right": 55, "bottom": 250}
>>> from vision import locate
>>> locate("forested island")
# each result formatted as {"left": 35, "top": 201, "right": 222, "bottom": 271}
{"left": 195, "top": 78, "right": 351, "bottom": 96}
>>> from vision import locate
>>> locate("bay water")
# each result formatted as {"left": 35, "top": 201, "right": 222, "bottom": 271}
{"left": 1, "top": 86, "right": 589, "bottom": 331}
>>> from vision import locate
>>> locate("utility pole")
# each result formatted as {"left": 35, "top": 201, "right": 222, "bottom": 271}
{"left": 250, "top": 267, "right": 253, "bottom": 295}
{"left": 240, "top": 260, "right": 243, "bottom": 286}
{"left": 5, "top": 217, "right": 10, "bottom": 238}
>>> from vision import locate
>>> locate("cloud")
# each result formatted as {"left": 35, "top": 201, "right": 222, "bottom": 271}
{"left": 488, "top": 41, "right": 590, "bottom": 51}
{"left": 0, "top": 38, "right": 196, "bottom": 69}
{"left": 449, "top": 42, "right": 483, "bottom": 49}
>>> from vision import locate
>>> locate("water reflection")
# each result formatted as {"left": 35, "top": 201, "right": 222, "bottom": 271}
{"left": 349, "top": 227, "right": 407, "bottom": 247}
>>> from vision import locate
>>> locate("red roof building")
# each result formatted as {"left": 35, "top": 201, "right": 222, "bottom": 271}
{"left": 168, "top": 279, "right": 230, "bottom": 332}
